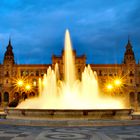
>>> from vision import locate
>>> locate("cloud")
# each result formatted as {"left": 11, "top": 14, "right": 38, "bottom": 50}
{"left": 0, "top": 0, "right": 140, "bottom": 64}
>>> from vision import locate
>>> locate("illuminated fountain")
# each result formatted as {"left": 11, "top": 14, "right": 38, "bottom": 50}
{"left": 6, "top": 30, "right": 132, "bottom": 121}
{"left": 17, "top": 30, "right": 123, "bottom": 109}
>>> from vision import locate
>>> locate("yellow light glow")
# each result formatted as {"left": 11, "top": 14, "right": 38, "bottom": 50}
{"left": 17, "top": 80, "right": 23, "bottom": 87}
{"left": 25, "top": 84, "right": 31, "bottom": 91}
{"left": 107, "top": 84, "right": 113, "bottom": 90}
{"left": 114, "top": 79, "right": 122, "bottom": 86}
{"left": 33, "top": 81, "right": 36, "bottom": 87}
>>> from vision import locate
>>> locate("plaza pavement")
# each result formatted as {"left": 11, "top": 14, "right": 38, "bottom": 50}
{"left": 0, "top": 124, "right": 140, "bottom": 140}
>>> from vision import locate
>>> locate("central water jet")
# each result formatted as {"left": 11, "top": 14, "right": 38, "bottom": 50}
{"left": 64, "top": 30, "right": 76, "bottom": 86}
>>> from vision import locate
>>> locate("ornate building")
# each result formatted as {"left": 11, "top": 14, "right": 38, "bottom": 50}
{"left": 0, "top": 38, "right": 140, "bottom": 110}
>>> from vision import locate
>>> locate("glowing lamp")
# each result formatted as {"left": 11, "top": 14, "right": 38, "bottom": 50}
{"left": 17, "top": 80, "right": 23, "bottom": 87}
{"left": 114, "top": 79, "right": 121, "bottom": 86}
{"left": 107, "top": 84, "right": 113, "bottom": 90}
{"left": 25, "top": 84, "right": 31, "bottom": 91}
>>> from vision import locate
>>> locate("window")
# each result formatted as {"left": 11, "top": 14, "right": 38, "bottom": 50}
{"left": 138, "top": 92, "right": 140, "bottom": 105}
{"left": 78, "top": 68, "right": 81, "bottom": 73}
{"left": 99, "top": 70, "right": 102, "bottom": 76}
{"left": 5, "top": 71, "right": 9, "bottom": 77}
{"left": 30, "top": 72, "right": 34, "bottom": 76}
{"left": 0, "top": 92, "right": 1, "bottom": 103}
{"left": 21, "top": 71, "right": 28, "bottom": 76}
{"left": 4, "top": 92, "right": 9, "bottom": 102}
{"left": 129, "top": 71, "right": 134, "bottom": 76}
{"left": 25, "top": 71, "right": 29, "bottom": 76}
{"left": 21, "top": 70, "right": 24, "bottom": 76}
{"left": 36, "top": 71, "right": 39, "bottom": 76}
{"left": 130, "top": 92, "right": 134, "bottom": 107}
{"left": 30, "top": 92, "right": 35, "bottom": 97}
{"left": 6, "top": 80, "right": 8, "bottom": 84}
{"left": 14, "top": 92, "right": 19, "bottom": 99}
{"left": 22, "top": 92, "right": 27, "bottom": 100}
{"left": 33, "top": 79, "right": 37, "bottom": 87}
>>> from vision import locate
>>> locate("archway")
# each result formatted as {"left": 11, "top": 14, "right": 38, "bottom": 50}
{"left": 129, "top": 92, "right": 135, "bottom": 107}
{"left": 138, "top": 92, "right": 140, "bottom": 107}
{"left": 4, "top": 92, "right": 9, "bottom": 102}
{"left": 8, "top": 92, "right": 20, "bottom": 107}
{"left": 0, "top": 92, "right": 1, "bottom": 105}
{"left": 29, "top": 92, "right": 35, "bottom": 97}
{"left": 14, "top": 92, "right": 20, "bottom": 100}
{"left": 22, "top": 92, "right": 27, "bottom": 100}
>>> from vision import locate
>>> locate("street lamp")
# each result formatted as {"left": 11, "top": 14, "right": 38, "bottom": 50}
{"left": 17, "top": 80, "right": 24, "bottom": 87}
{"left": 25, "top": 84, "right": 31, "bottom": 91}
{"left": 106, "top": 84, "right": 113, "bottom": 90}
{"left": 114, "top": 79, "right": 122, "bottom": 86}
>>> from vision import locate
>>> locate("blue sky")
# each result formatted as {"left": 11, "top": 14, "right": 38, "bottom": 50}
{"left": 0, "top": 0, "right": 140, "bottom": 64}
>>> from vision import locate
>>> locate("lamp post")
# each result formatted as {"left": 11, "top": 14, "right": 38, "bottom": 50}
{"left": 106, "top": 84, "right": 113, "bottom": 90}
{"left": 25, "top": 84, "right": 31, "bottom": 97}
{"left": 17, "top": 80, "right": 23, "bottom": 88}
{"left": 106, "top": 83, "right": 113, "bottom": 96}
{"left": 114, "top": 79, "right": 122, "bottom": 87}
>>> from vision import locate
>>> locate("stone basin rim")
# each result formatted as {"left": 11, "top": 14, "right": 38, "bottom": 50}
{"left": 5, "top": 108, "right": 132, "bottom": 111}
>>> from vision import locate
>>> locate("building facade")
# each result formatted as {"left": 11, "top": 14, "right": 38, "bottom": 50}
{"left": 0, "top": 39, "right": 140, "bottom": 110}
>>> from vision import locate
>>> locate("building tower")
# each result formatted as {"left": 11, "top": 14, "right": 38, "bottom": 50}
{"left": 2, "top": 38, "right": 15, "bottom": 105}
{"left": 124, "top": 38, "right": 136, "bottom": 65}
{"left": 123, "top": 38, "right": 137, "bottom": 109}
{"left": 3, "top": 38, "right": 15, "bottom": 65}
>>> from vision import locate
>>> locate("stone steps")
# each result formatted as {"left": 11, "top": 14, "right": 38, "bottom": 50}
{"left": 0, "top": 119, "right": 140, "bottom": 126}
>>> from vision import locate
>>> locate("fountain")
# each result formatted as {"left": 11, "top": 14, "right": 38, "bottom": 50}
{"left": 5, "top": 30, "right": 132, "bottom": 122}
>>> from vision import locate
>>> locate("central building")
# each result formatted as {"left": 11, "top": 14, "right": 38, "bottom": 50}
{"left": 0, "top": 38, "right": 140, "bottom": 110}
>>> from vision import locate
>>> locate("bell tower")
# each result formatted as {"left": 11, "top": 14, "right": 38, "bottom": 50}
{"left": 3, "top": 38, "right": 15, "bottom": 65}
{"left": 2, "top": 38, "right": 15, "bottom": 88}
{"left": 123, "top": 38, "right": 137, "bottom": 110}
{"left": 1, "top": 38, "right": 16, "bottom": 105}
{"left": 123, "top": 38, "right": 136, "bottom": 64}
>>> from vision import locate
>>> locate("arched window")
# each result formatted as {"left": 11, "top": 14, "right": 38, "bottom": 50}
{"left": 129, "top": 71, "right": 134, "bottom": 76}
{"left": 130, "top": 92, "right": 135, "bottom": 107}
{"left": 30, "top": 92, "right": 35, "bottom": 97}
{"left": 4, "top": 92, "right": 9, "bottom": 102}
{"left": 99, "top": 70, "right": 102, "bottom": 76}
{"left": 36, "top": 71, "right": 39, "bottom": 76}
{"left": 0, "top": 92, "right": 1, "bottom": 103}
{"left": 33, "top": 79, "right": 37, "bottom": 87}
{"left": 22, "top": 92, "right": 27, "bottom": 100}
{"left": 138, "top": 92, "right": 140, "bottom": 106}
{"left": 14, "top": 92, "right": 19, "bottom": 100}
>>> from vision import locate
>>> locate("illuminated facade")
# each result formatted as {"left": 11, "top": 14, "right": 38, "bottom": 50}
{"left": 0, "top": 39, "right": 140, "bottom": 110}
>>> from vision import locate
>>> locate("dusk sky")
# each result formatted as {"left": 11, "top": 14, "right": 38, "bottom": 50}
{"left": 0, "top": 0, "right": 140, "bottom": 64}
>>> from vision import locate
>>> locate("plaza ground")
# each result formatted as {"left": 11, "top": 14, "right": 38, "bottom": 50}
{"left": 0, "top": 124, "right": 140, "bottom": 140}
